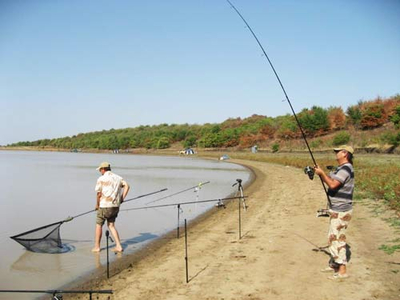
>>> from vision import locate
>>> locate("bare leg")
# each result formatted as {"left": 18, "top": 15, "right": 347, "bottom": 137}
{"left": 92, "top": 224, "right": 102, "bottom": 252}
{"left": 108, "top": 221, "right": 123, "bottom": 252}
{"left": 338, "top": 264, "right": 347, "bottom": 275}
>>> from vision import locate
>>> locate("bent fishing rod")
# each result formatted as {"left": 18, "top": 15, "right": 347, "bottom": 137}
{"left": 121, "top": 195, "right": 247, "bottom": 212}
{"left": 146, "top": 181, "right": 210, "bottom": 205}
{"left": 226, "top": 0, "right": 331, "bottom": 210}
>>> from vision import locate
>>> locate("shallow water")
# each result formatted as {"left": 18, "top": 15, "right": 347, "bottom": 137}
{"left": 0, "top": 151, "right": 250, "bottom": 299}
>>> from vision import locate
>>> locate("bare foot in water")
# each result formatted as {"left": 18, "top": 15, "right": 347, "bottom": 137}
{"left": 91, "top": 248, "right": 101, "bottom": 253}
{"left": 112, "top": 247, "right": 123, "bottom": 253}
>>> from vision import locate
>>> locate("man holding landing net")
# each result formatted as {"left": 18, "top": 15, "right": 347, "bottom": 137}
{"left": 92, "top": 162, "right": 130, "bottom": 253}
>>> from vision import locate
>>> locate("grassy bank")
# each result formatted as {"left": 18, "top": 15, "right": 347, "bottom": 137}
{"left": 196, "top": 150, "right": 400, "bottom": 214}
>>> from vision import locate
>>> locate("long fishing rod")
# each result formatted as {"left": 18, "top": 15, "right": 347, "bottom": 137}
{"left": 121, "top": 196, "right": 247, "bottom": 212}
{"left": 146, "top": 182, "right": 210, "bottom": 205}
{"left": 226, "top": 0, "right": 331, "bottom": 210}
{"left": 68, "top": 188, "right": 168, "bottom": 221}
{"left": 0, "top": 289, "right": 113, "bottom": 297}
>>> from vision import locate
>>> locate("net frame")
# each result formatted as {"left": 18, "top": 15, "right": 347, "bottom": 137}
{"left": 10, "top": 221, "right": 65, "bottom": 253}
{"left": 9, "top": 188, "right": 168, "bottom": 253}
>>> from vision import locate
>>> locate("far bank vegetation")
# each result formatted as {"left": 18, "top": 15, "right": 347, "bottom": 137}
{"left": 8, "top": 95, "right": 400, "bottom": 153}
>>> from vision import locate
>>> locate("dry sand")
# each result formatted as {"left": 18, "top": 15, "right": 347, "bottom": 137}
{"left": 68, "top": 159, "right": 400, "bottom": 300}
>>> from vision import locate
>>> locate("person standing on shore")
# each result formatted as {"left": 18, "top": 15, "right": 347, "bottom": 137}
{"left": 92, "top": 162, "right": 130, "bottom": 253}
{"left": 314, "top": 145, "right": 354, "bottom": 280}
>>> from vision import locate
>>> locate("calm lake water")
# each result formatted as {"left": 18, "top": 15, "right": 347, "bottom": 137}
{"left": 0, "top": 151, "right": 250, "bottom": 299}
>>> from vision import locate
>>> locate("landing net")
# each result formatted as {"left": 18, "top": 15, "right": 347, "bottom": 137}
{"left": 10, "top": 221, "right": 66, "bottom": 254}
{"left": 9, "top": 188, "right": 168, "bottom": 253}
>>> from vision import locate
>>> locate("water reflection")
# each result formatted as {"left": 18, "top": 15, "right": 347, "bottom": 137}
{"left": 121, "top": 232, "right": 158, "bottom": 249}
{"left": 11, "top": 251, "right": 65, "bottom": 273}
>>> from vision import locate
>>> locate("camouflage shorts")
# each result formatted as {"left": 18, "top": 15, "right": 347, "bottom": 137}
{"left": 328, "top": 209, "right": 352, "bottom": 265}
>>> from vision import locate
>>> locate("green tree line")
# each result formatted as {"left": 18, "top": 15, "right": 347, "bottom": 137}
{"left": 9, "top": 95, "right": 400, "bottom": 150}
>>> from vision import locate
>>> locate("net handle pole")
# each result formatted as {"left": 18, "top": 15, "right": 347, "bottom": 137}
{"left": 123, "top": 188, "right": 168, "bottom": 203}
{"left": 0, "top": 290, "right": 113, "bottom": 295}
{"left": 68, "top": 188, "right": 168, "bottom": 220}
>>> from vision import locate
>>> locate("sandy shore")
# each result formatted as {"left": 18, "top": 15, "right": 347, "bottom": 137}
{"left": 67, "top": 159, "right": 400, "bottom": 300}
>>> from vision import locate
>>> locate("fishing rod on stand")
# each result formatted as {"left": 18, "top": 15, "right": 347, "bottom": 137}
{"left": 121, "top": 196, "right": 248, "bottom": 239}
{"left": 146, "top": 182, "right": 210, "bottom": 205}
{"left": 144, "top": 182, "right": 210, "bottom": 238}
{"left": 226, "top": 0, "right": 331, "bottom": 217}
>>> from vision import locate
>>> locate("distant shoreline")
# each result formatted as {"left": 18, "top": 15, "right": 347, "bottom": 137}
{"left": 2, "top": 144, "right": 400, "bottom": 155}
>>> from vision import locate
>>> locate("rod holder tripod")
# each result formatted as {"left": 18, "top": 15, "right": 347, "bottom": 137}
{"left": 184, "top": 219, "right": 189, "bottom": 283}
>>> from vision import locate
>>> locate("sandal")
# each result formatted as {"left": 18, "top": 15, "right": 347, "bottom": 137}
{"left": 320, "top": 267, "right": 336, "bottom": 273}
{"left": 328, "top": 273, "right": 349, "bottom": 280}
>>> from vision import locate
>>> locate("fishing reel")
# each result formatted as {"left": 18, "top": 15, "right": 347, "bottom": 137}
{"left": 106, "top": 230, "right": 114, "bottom": 242}
{"left": 304, "top": 166, "right": 315, "bottom": 180}
{"left": 232, "top": 178, "right": 242, "bottom": 187}
{"left": 327, "top": 165, "right": 337, "bottom": 171}
{"left": 316, "top": 208, "right": 330, "bottom": 218}
{"left": 215, "top": 199, "right": 226, "bottom": 209}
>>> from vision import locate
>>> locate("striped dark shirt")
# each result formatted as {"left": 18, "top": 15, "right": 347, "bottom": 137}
{"left": 327, "top": 163, "right": 354, "bottom": 212}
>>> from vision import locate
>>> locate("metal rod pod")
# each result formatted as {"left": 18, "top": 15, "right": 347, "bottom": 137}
{"left": 177, "top": 204, "right": 181, "bottom": 239}
{"left": 238, "top": 193, "right": 242, "bottom": 239}
{"left": 184, "top": 219, "right": 189, "bottom": 283}
{"left": 106, "top": 230, "right": 110, "bottom": 279}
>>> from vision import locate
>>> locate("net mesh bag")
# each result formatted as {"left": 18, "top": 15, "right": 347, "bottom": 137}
{"left": 10, "top": 221, "right": 65, "bottom": 253}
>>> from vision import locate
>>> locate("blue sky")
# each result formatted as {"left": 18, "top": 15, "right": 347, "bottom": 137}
{"left": 0, "top": 0, "right": 399, "bottom": 145}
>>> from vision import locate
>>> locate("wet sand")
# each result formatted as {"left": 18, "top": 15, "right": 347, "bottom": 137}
{"left": 66, "top": 159, "right": 400, "bottom": 300}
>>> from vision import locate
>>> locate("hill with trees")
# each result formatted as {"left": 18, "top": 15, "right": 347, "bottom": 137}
{"left": 7, "top": 94, "right": 400, "bottom": 153}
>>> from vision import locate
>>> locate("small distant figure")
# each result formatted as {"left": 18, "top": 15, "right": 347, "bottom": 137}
{"left": 220, "top": 154, "right": 230, "bottom": 161}
{"left": 251, "top": 145, "right": 258, "bottom": 153}
{"left": 180, "top": 148, "right": 195, "bottom": 155}
{"left": 92, "top": 162, "right": 130, "bottom": 253}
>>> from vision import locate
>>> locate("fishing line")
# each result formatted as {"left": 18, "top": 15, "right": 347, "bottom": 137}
{"left": 291, "top": 231, "right": 330, "bottom": 255}
{"left": 121, "top": 196, "right": 247, "bottom": 212}
{"left": 226, "top": 0, "right": 331, "bottom": 210}
{"left": 145, "top": 182, "right": 210, "bottom": 205}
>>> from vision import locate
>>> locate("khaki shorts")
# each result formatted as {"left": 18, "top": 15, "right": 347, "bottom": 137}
{"left": 96, "top": 207, "right": 120, "bottom": 226}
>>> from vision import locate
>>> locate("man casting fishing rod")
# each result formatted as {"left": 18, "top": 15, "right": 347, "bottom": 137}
{"left": 314, "top": 145, "right": 354, "bottom": 280}
{"left": 92, "top": 162, "right": 130, "bottom": 253}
